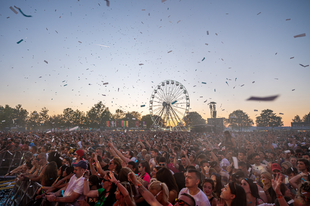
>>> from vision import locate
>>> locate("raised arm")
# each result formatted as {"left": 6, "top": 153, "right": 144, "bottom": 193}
{"left": 128, "top": 172, "right": 162, "bottom": 206}
{"left": 109, "top": 141, "right": 131, "bottom": 164}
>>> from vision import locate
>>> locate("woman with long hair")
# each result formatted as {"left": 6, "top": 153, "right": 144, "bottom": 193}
{"left": 138, "top": 161, "right": 151, "bottom": 185}
{"left": 241, "top": 178, "right": 264, "bottom": 206}
{"left": 155, "top": 167, "right": 179, "bottom": 204}
{"left": 261, "top": 171, "right": 276, "bottom": 203}
{"left": 220, "top": 182, "right": 247, "bottom": 206}
{"left": 202, "top": 179, "right": 218, "bottom": 206}
{"left": 41, "top": 161, "right": 58, "bottom": 186}
{"left": 152, "top": 166, "right": 162, "bottom": 179}
{"left": 293, "top": 181, "right": 310, "bottom": 206}
{"left": 210, "top": 172, "right": 223, "bottom": 198}
{"left": 148, "top": 181, "right": 171, "bottom": 206}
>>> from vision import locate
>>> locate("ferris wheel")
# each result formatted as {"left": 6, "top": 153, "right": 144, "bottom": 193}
{"left": 149, "top": 80, "right": 190, "bottom": 131}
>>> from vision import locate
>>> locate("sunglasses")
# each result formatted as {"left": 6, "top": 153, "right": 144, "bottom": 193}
{"left": 175, "top": 198, "right": 191, "bottom": 206}
{"left": 159, "top": 164, "right": 165, "bottom": 166}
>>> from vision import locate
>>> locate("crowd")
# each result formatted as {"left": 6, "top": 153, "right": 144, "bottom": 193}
{"left": 1, "top": 130, "right": 310, "bottom": 206}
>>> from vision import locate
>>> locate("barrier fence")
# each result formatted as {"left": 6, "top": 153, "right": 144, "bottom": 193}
{"left": 4, "top": 179, "right": 45, "bottom": 206}
{"left": 0, "top": 150, "right": 25, "bottom": 176}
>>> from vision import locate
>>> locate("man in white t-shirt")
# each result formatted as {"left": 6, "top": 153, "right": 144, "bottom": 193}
{"left": 46, "top": 160, "right": 86, "bottom": 206}
{"left": 179, "top": 169, "right": 211, "bottom": 206}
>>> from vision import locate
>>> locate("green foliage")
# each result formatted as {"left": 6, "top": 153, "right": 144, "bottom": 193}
{"left": 226, "top": 110, "right": 253, "bottom": 131}
{"left": 256, "top": 109, "right": 283, "bottom": 127}
{"left": 302, "top": 112, "right": 310, "bottom": 123}
{"left": 183, "top": 112, "right": 206, "bottom": 127}
{"left": 292, "top": 115, "right": 302, "bottom": 123}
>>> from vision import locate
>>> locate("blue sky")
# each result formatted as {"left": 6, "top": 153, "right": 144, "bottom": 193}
{"left": 1, "top": 0, "right": 309, "bottom": 126}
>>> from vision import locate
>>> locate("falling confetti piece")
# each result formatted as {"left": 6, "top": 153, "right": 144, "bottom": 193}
{"left": 64, "top": 84, "right": 67, "bottom": 86}
{"left": 139, "top": 63, "right": 144, "bottom": 66}
{"left": 17, "top": 39, "right": 23, "bottom": 44}
{"left": 103, "top": 82, "right": 108, "bottom": 85}
{"left": 204, "top": 100, "right": 208, "bottom": 103}
{"left": 294, "top": 33, "right": 306, "bottom": 38}
{"left": 299, "top": 64, "right": 309, "bottom": 67}
{"left": 141, "top": 105, "right": 145, "bottom": 107}
{"left": 254, "top": 109, "right": 258, "bottom": 112}
{"left": 105, "top": 0, "right": 110, "bottom": 7}
{"left": 235, "top": 78, "right": 237, "bottom": 81}
{"left": 286, "top": 18, "right": 291, "bottom": 21}
{"left": 225, "top": 81, "right": 229, "bottom": 86}
{"left": 290, "top": 57, "right": 294, "bottom": 59}
{"left": 14, "top": 6, "right": 32, "bottom": 17}
{"left": 257, "top": 12, "right": 261, "bottom": 15}
{"left": 252, "top": 81, "right": 255, "bottom": 83}
{"left": 167, "top": 50, "right": 172, "bottom": 53}
{"left": 275, "top": 52, "right": 277, "bottom": 55}
{"left": 207, "top": 31, "right": 209, "bottom": 35}
{"left": 202, "top": 57, "right": 205, "bottom": 61}
{"left": 292, "top": 89, "right": 295, "bottom": 91}
{"left": 215, "top": 33, "right": 218, "bottom": 36}
{"left": 161, "top": 0, "right": 167, "bottom": 2}
{"left": 10, "top": 6, "right": 18, "bottom": 14}
{"left": 44, "top": 60, "right": 48, "bottom": 64}
{"left": 205, "top": 43, "right": 208, "bottom": 45}
{"left": 246, "top": 95, "right": 279, "bottom": 101}
{"left": 102, "top": 94, "right": 106, "bottom": 96}
{"left": 279, "top": 113, "right": 284, "bottom": 115}
{"left": 241, "top": 84, "right": 244, "bottom": 87}
{"left": 202, "top": 82, "right": 207, "bottom": 84}
{"left": 214, "top": 89, "right": 216, "bottom": 92}
{"left": 171, "top": 100, "right": 177, "bottom": 104}
{"left": 78, "top": 41, "right": 82, "bottom": 43}
{"left": 177, "top": 20, "right": 181, "bottom": 24}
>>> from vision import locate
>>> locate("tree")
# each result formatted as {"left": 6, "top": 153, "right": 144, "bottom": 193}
{"left": 27, "top": 111, "right": 40, "bottom": 129}
{"left": 114, "top": 109, "right": 125, "bottom": 120}
{"left": 63, "top": 108, "right": 75, "bottom": 128}
{"left": 292, "top": 115, "right": 302, "bottom": 123}
{"left": 256, "top": 109, "right": 283, "bottom": 128}
{"left": 183, "top": 112, "right": 206, "bottom": 127}
{"left": 141, "top": 114, "right": 153, "bottom": 128}
{"left": 226, "top": 110, "right": 254, "bottom": 131}
{"left": 302, "top": 112, "right": 310, "bottom": 123}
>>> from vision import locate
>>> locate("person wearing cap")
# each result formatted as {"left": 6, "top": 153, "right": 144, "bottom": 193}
{"left": 46, "top": 160, "right": 86, "bottom": 205}
{"left": 72, "top": 149, "right": 84, "bottom": 164}
{"left": 271, "top": 163, "right": 282, "bottom": 176}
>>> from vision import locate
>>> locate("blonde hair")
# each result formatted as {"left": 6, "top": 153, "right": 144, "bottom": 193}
{"left": 281, "top": 161, "right": 293, "bottom": 169}
{"left": 148, "top": 181, "right": 169, "bottom": 203}
{"left": 261, "top": 172, "right": 272, "bottom": 187}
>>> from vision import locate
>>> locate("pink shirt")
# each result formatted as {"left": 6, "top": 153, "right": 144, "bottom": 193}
{"left": 139, "top": 172, "right": 151, "bottom": 183}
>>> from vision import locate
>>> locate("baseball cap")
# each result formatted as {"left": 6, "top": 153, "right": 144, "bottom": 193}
{"left": 271, "top": 163, "right": 281, "bottom": 172}
{"left": 74, "top": 161, "right": 87, "bottom": 169}
{"left": 76, "top": 149, "right": 84, "bottom": 158}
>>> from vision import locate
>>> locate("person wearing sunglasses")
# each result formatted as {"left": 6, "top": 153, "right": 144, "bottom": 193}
{"left": 220, "top": 182, "right": 247, "bottom": 206}
{"left": 128, "top": 172, "right": 196, "bottom": 206}
{"left": 240, "top": 178, "right": 264, "bottom": 206}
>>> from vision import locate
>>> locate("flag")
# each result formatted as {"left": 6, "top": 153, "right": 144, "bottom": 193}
{"left": 126, "top": 121, "right": 128, "bottom": 128}
{"left": 106, "top": 121, "right": 109, "bottom": 127}
{"left": 143, "top": 121, "right": 145, "bottom": 127}
{"left": 136, "top": 121, "right": 139, "bottom": 127}
{"left": 115, "top": 121, "right": 117, "bottom": 127}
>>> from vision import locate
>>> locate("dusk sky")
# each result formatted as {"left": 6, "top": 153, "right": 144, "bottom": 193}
{"left": 1, "top": 0, "right": 309, "bottom": 126}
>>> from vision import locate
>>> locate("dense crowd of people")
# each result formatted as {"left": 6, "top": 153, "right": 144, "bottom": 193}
{"left": 1, "top": 130, "right": 310, "bottom": 206}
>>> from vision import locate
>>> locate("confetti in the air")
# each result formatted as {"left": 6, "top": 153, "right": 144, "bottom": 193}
{"left": 235, "top": 78, "right": 237, "bottom": 81}
{"left": 252, "top": 81, "right": 255, "bottom": 83}
{"left": 139, "top": 63, "right": 144, "bottom": 66}
{"left": 17, "top": 39, "right": 23, "bottom": 44}
{"left": 286, "top": 18, "right": 291, "bottom": 21}
{"left": 299, "top": 64, "right": 309, "bottom": 67}
{"left": 294, "top": 33, "right": 306, "bottom": 38}
{"left": 140, "top": 105, "right": 145, "bottom": 107}
{"left": 254, "top": 109, "right": 258, "bottom": 112}
{"left": 214, "top": 89, "right": 216, "bottom": 92}
{"left": 103, "top": 82, "right": 108, "bottom": 85}
{"left": 202, "top": 57, "right": 205, "bottom": 61}
{"left": 64, "top": 84, "right": 67, "bottom": 87}
{"left": 105, "top": 0, "right": 110, "bottom": 7}
{"left": 10, "top": 6, "right": 18, "bottom": 14}
{"left": 14, "top": 6, "right": 32, "bottom": 17}
{"left": 290, "top": 57, "right": 294, "bottom": 59}
{"left": 44, "top": 60, "right": 48, "bottom": 64}
{"left": 292, "top": 89, "right": 295, "bottom": 91}
{"left": 246, "top": 95, "right": 279, "bottom": 101}
{"left": 167, "top": 50, "right": 172, "bottom": 53}
{"left": 257, "top": 12, "right": 261, "bottom": 15}
{"left": 279, "top": 113, "right": 284, "bottom": 115}
{"left": 202, "top": 82, "right": 207, "bottom": 84}
{"left": 225, "top": 81, "right": 229, "bottom": 86}
{"left": 177, "top": 20, "right": 181, "bottom": 24}
{"left": 207, "top": 31, "right": 209, "bottom": 35}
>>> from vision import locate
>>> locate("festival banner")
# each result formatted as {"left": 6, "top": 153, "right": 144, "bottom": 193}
{"left": 126, "top": 121, "right": 128, "bottom": 128}
{"left": 136, "top": 121, "right": 139, "bottom": 127}
{"left": 121, "top": 120, "right": 124, "bottom": 127}
{"left": 106, "top": 121, "right": 109, "bottom": 127}
{"left": 143, "top": 121, "right": 145, "bottom": 127}
{"left": 115, "top": 121, "right": 117, "bottom": 127}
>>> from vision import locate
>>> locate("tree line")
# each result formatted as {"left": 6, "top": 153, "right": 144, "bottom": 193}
{"left": 0, "top": 102, "right": 309, "bottom": 131}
